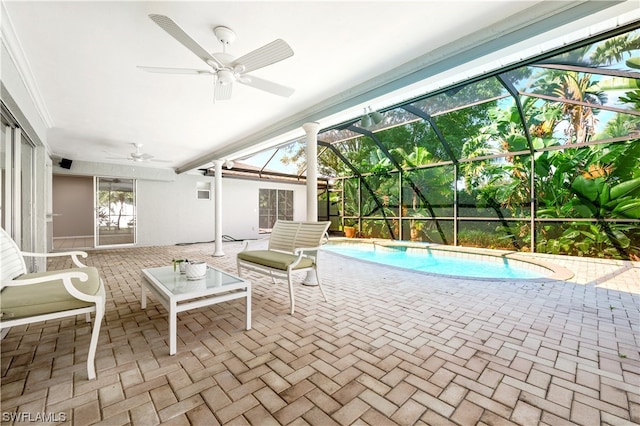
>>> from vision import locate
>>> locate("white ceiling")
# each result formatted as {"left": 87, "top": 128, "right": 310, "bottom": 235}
{"left": 2, "top": 1, "right": 637, "bottom": 173}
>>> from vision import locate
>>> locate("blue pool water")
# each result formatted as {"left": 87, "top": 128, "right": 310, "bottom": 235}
{"left": 323, "top": 243, "right": 547, "bottom": 279}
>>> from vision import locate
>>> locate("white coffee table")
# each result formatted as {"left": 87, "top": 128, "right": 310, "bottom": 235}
{"left": 141, "top": 264, "right": 251, "bottom": 355}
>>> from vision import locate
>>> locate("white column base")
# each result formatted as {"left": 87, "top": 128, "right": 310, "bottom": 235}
{"left": 302, "top": 269, "right": 319, "bottom": 286}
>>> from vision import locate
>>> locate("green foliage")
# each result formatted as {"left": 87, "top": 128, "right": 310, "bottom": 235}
{"left": 537, "top": 222, "right": 637, "bottom": 258}
{"left": 569, "top": 175, "right": 640, "bottom": 218}
{"left": 619, "top": 90, "right": 640, "bottom": 110}
{"left": 394, "top": 145, "right": 433, "bottom": 168}
{"left": 534, "top": 141, "right": 640, "bottom": 258}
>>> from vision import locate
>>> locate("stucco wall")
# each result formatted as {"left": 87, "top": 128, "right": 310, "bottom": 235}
{"left": 53, "top": 161, "right": 307, "bottom": 247}
{"left": 136, "top": 174, "right": 307, "bottom": 246}
{"left": 136, "top": 174, "right": 216, "bottom": 246}
{"left": 220, "top": 178, "right": 307, "bottom": 242}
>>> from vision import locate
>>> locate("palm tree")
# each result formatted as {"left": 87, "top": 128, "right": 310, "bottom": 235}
{"left": 589, "top": 33, "right": 640, "bottom": 65}
{"left": 553, "top": 71, "right": 607, "bottom": 143}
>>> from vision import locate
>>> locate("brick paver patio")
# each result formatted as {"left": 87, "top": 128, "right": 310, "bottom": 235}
{"left": 1, "top": 240, "right": 639, "bottom": 425}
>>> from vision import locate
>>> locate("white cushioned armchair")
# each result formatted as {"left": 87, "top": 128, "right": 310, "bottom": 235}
{"left": 0, "top": 227, "right": 105, "bottom": 380}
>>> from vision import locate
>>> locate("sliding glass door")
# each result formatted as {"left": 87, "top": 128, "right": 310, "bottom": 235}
{"left": 1, "top": 109, "right": 36, "bottom": 255}
{"left": 96, "top": 177, "right": 136, "bottom": 246}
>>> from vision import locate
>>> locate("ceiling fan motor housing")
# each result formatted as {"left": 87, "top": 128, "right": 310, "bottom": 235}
{"left": 214, "top": 26, "right": 236, "bottom": 45}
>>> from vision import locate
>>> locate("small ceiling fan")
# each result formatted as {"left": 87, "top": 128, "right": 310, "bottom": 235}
{"left": 139, "top": 14, "right": 295, "bottom": 102}
{"left": 106, "top": 143, "right": 170, "bottom": 163}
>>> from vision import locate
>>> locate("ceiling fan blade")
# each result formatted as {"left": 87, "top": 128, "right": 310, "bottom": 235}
{"left": 238, "top": 75, "right": 295, "bottom": 97}
{"left": 137, "top": 66, "right": 213, "bottom": 75}
{"left": 148, "top": 14, "right": 225, "bottom": 69}
{"left": 214, "top": 80, "right": 233, "bottom": 102}
{"left": 232, "top": 39, "right": 294, "bottom": 74}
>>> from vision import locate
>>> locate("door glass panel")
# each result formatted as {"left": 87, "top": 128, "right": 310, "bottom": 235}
{"left": 96, "top": 177, "right": 136, "bottom": 246}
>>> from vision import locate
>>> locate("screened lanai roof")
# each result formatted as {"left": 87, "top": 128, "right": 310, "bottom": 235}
{"left": 235, "top": 25, "right": 639, "bottom": 181}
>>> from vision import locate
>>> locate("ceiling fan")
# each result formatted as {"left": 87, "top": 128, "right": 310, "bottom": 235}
{"left": 139, "top": 14, "right": 295, "bottom": 102}
{"left": 106, "top": 143, "right": 170, "bottom": 163}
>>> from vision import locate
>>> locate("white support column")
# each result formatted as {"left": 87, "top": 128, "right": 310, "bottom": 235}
{"left": 304, "top": 122, "right": 319, "bottom": 221}
{"left": 213, "top": 159, "right": 225, "bottom": 257}
{"left": 302, "top": 122, "right": 320, "bottom": 285}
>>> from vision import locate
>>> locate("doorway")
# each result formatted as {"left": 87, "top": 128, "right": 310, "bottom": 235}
{"left": 96, "top": 177, "right": 136, "bottom": 246}
{"left": 52, "top": 175, "right": 137, "bottom": 248}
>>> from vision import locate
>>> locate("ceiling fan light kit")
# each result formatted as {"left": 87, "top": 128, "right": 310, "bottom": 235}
{"left": 141, "top": 14, "right": 295, "bottom": 102}
{"left": 217, "top": 69, "right": 234, "bottom": 85}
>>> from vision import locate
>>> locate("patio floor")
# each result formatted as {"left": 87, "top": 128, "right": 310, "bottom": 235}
{"left": 1, "top": 240, "right": 639, "bottom": 425}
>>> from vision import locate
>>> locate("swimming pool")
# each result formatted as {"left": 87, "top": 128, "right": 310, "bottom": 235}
{"left": 323, "top": 241, "right": 565, "bottom": 280}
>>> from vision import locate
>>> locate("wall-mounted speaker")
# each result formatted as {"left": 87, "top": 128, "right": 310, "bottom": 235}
{"left": 59, "top": 158, "right": 73, "bottom": 169}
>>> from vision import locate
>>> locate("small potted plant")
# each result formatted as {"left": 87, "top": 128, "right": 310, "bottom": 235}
{"left": 172, "top": 259, "right": 188, "bottom": 274}
{"left": 343, "top": 225, "right": 356, "bottom": 238}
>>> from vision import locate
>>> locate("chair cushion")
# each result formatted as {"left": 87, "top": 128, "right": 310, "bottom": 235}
{"left": 0, "top": 267, "right": 101, "bottom": 320}
{"left": 238, "top": 250, "right": 314, "bottom": 271}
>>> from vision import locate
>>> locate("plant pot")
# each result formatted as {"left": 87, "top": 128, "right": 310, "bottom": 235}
{"left": 185, "top": 261, "right": 207, "bottom": 280}
{"left": 344, "top": 226, "right": 356, "bottom": 238}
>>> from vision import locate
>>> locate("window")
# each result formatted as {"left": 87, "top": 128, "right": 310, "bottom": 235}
{"left": 196, "top": 182, "right": 211, "bottom": 200}
{"left": 196, "top": 189, "right": 210, "bottom": 200}
{"left": 259, "top": 189, "right": 293, "bottom": 232}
